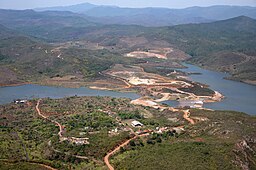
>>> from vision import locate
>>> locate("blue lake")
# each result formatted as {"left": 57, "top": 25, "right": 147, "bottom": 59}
{"left": 0, "top": 63, "right": 255, "bottom": 115}
{"left": 0, "top": 84, "right": 140, "bottom": 104}
{"left": 178, "top": 63, "right": 256, "bottom": 115}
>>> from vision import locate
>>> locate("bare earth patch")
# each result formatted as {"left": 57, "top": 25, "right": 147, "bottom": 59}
{"left": 125, "top": 48, "right": 173, "bottom": 59}
{"left": 0, "top": 66, "right": 24, "bottom": 86}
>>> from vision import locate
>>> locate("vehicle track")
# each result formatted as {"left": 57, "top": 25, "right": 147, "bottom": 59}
{"left": 104, "top": 133, "right": 149, "bottom": 170}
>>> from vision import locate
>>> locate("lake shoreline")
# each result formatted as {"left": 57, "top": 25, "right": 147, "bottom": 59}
{"left": 1, "top": 63, "right": 255, "bottom": 115}
{"left": 1, "top": 62, "right": 255, "bottom": 88}
{"left": 186, "top": 62, "right": 256, "bottom": 86}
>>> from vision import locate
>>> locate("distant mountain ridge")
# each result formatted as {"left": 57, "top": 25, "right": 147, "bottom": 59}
{"left": 0, "top": 9, "right": 98, "bottom": 40}
{"left": 0, "top": 7, "right": 255, "bottom": 83}
{"left": 35, "top": 2, "right": 98, "bottom": 13}
{"left": 35, "top": 3, "right": 256, "bottom": 26}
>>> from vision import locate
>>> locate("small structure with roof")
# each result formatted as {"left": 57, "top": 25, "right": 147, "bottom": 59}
{"left": 131, "top": 120, "right": 143, "bottom": 127}
{"left": 14, "top": 99, "right": 27, "bottom": 104}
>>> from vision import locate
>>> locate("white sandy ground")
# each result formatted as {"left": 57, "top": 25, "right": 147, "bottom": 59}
{"left": 128, "top": 77, "right": 156, "bottom": 85}
{"left": 126, "top": 51, "right": 167, "bottom": 59}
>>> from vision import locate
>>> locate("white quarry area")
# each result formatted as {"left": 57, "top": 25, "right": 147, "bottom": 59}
{"left": 128, "top": 77, "right": 156, "bottom": 85}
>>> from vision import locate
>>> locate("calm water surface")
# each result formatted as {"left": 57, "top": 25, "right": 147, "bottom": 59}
{"left": 178, "top": 63, "right": 256, "bottom": 115}
{"left": 0, "top": 63, "right": 255, "bottom": 115}
{"left": 0, "top": 84, "right": 140, "bottom": 104}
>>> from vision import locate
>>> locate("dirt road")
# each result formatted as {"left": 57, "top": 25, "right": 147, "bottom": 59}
{"left": 36, "top": 100, "right": 63, "bottom": 133}
{"left": 182, "top": 109, "right": 195, "bottom": 125}
{"left": 36, "top": 100, "right": 64, "bottom": 137}
{"left": 104, "top": 134, "right": 148, "bottom": 170}
{"left": 30, "top": 162, "right": 58, "bottom": 170}
{"left": 36, "top": 100, "right": 47, "bottom": 119}
{"left": 104, "top": 136, "right": 136, "bottom": 170}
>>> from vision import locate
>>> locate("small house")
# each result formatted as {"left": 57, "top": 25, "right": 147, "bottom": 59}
{"left": 131, "top": 120, "right": 143, "bottom": 127}
{"left": 14, "top": 99, "right": 27, "bottom": 104}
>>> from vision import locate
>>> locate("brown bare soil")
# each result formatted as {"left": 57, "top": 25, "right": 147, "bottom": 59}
{"left": 0, "top": 66, "right": 24, "bottom": 86}
{"left": 104, "top": 133, "right": 149, "bottom": 170}
{"left": 104, "top": 64, "right": 190, "bottom": 87}
{"left": 243, "top": 80, "right": 256, "bottom": 85}
{"left": 125, "top": 48, "right": 173, "bottom": 59}
{"left": 125, "top": 48, "right": 190, "bottom": 61}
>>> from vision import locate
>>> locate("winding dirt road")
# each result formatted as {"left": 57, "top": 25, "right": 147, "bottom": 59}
{"left": 36, "top": 100, "right": 46, "bottom": 118}
{"left": 104, "top": 136, "right": 137, "bottom": 170}
{"left": 104, "top": 133, "right": 149, "bottom": 170}
{"left": 36, "top": 100, "right": 64, "bottom": 138}
{"left": 36, "top": 100, "right": 89, "bottom": 145}
{"left": 36, "top": 98, "right": 195, "bottom": 170}
{"left": 182, "top": 109, "right": 195, "bottom": 125}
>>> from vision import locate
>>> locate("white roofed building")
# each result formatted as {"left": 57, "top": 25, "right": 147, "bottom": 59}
{"left": 131, "top": 120, "right": 143, "bottom": 127}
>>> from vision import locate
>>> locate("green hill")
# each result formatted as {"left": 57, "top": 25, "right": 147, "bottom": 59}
{"left": 0, "top": 25, "right": 141, "bottom": 86}
{"left": 1, "top": 9, "right": 256, "bottom": 84}
{"left": 145, "top": 16, "right": 256, "bottom": 83}
{"left": 0, "top": 9, "right": 97, "bottom": 41}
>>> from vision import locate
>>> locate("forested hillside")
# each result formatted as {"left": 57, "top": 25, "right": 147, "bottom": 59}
{"left": 144, "top": 16, "right": 256, "bottom": 83}
{"left": 0, "top": 9, "right": 256, "bottom": 84}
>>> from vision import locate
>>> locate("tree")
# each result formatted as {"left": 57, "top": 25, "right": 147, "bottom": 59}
{"left": 129, "top": 140, "right": 136, "bottom": 147}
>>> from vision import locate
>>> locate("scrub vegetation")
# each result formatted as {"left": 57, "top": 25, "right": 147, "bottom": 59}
{"left": 1, "top": 97, "right": 256, "bottom": 169}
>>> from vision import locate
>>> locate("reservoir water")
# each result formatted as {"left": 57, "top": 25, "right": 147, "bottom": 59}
{"left": 178, "top": 63, "right": 256, "bottom": 115}
{"left": 0, "top": 63, "right": 255, "bottom": 115}
{"left": 0, "top": 84, "right": 140, "bottom": 104}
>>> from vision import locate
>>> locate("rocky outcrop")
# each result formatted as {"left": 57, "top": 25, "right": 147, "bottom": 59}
{"left": 233, "top": 136, "right": 256, "bottom": 170}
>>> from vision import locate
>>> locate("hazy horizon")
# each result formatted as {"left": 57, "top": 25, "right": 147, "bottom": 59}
{"left": 0, "top": 0, "right": 256, "bottom": 10}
